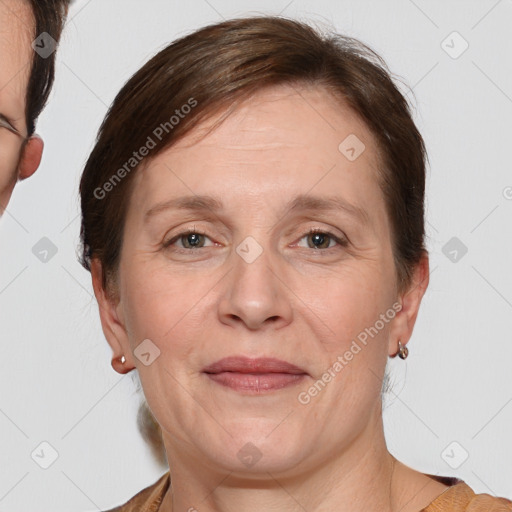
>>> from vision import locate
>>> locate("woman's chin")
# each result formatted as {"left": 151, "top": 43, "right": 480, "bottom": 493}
{"left": 192, "top": 425, "right": 310, "bottom": 475}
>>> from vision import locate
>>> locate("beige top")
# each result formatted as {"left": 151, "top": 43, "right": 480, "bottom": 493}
{"left": 104, "top": 471, "right": 512, "bottom": 511}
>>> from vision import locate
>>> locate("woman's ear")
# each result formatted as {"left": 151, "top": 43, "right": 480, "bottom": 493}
{"left": 388, "top": 252, "right": 430, "bottom": 356}
{"left": 18, "top": 134, "right": 44, "bottom": 180}
{"left": 90, "top": 258, "right": 134, "bottom": 369}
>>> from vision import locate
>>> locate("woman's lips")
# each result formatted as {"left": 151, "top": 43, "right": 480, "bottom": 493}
{"left": 202, "top": 356, "right": 308, "bottom": 393}
{"left": 206, "top": 372, "right": 307, "bottom": 392}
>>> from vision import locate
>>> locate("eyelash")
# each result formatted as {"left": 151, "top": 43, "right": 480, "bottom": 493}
{"left": 162, "top": 226, "right": 348, "bottom": 252}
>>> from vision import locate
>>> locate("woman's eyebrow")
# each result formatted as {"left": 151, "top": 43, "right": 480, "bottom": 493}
{"left": 144, "top": 193, "right": 369, "bottom": 225}
{"left": 144, "top": 195, "right": 223, "bottom": 221}
{"left": 286, "top": 194, "right": 370, "bottom": 225}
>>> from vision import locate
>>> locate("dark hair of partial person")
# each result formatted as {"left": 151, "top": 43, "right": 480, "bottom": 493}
{"left": 26, "top": 0, "right": 71, "bottom": 136}
{"left": 78, "top": 15, "right": 428, "bottom": 467}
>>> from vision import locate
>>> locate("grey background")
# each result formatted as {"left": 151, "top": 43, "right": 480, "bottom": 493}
{"left": 0, "top": 0, "right": 511, "bottom": 510}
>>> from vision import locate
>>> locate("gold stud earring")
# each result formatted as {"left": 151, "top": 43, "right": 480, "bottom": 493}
{"left": 397, "top": 340, "right": 409, "bottom": 360}
{"left": 111, "top": 354, "right": 131, "bottom": 374}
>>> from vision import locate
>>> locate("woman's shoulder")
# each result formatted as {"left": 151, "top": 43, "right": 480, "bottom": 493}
{"left": 423, "top": 476, "right": 512, "bottom": 511}
{"left": 100, "top": 470, "right": 512, "bottom": 512}
{"left": 102, "top": 471, "right": 171, "bottom": 512}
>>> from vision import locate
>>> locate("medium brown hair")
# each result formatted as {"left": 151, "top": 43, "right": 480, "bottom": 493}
{"left": 79, "top": 15, "right": 428, "bottom": 466}
{"left": 26, "top": 0, "right": 70, "bottom": 136}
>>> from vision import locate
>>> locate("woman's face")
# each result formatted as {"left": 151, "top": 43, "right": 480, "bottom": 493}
{"left": 95, "top": 84, "right": 428, "bottom": 474}
{"left": 0, "top": 0, "right": 32, "bottom": 212}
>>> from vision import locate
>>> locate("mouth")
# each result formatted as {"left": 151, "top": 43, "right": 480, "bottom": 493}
{"left": 202, "top": 356, "right": 309, "bottom": 393}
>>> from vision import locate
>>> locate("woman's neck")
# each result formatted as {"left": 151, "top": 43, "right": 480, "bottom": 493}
{"left": 159, "top": 415, "right": 418, "bottom": 512}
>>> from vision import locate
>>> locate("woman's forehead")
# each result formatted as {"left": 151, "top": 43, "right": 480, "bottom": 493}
{"left": 138, "top": 85, "right": 380, "bottom": 191}
{"left": 128, "top": 86, "right": 383, "bottom": 227}
{"left": 172, "top": 84, "right": 373, "bottom": 150}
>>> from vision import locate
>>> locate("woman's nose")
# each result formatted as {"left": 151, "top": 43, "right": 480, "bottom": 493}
{"left": 216, "top": 237, "right": 293, "bottom": 331}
